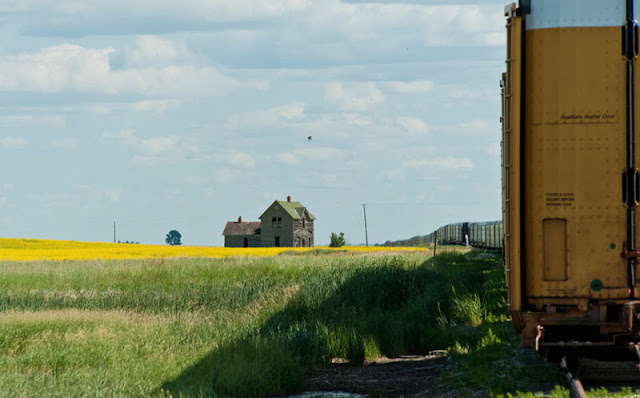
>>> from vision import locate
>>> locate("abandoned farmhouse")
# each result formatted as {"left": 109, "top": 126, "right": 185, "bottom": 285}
{"left": 222, "top": 196, "right": 315, "bottom": 248}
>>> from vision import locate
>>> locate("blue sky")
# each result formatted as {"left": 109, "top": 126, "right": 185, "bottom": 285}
{"left": 0, "top": 0, "right": 507, "bottom": 246}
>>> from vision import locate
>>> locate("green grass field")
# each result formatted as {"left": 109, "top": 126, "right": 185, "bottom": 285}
{"left": 0, "top": 250, "right": 566, "bottom": 397}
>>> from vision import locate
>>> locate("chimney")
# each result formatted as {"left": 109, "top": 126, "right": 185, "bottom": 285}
{"left": 238, "top": 216, "right": 242, "bottom": 223}
{"left": 287, "top": 195, "right": 292, "bottom": 203}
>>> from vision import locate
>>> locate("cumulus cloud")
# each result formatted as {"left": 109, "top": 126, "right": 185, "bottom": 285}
{"left": 119, "top": 36, "right": 194, "bottom": 68}
{"left": 228, "top": 152, "right": 256, "bottom": 168}
{"left": 103, "top": 188, "right": 122, "bottom": 202}
{"left": 325, "top": 82, "right": 384, "bottom": 111}
{"left": 1, "top": 136, "right": 28, "bottom": 149}
{"left": 403, "top": 157, "right": 473, "bottom": 170}
{"left": 0, "top": 114, "right": 66, "bottom": 127}
{"left": 132, "top": 100, "right": 182, "bottom": 113}
{"left": 383, "top": 80, "right": 434, "bottom": 93}
{"left": 50, "top": 138, "right": 77, "bottom": 150}
{"left": 276, "top": 147, "right": 346, "bottom": 165}
{"left": 228, "top": 102, "right": 306, "bottom": 129}
{"left": 343, "top": 113, "right": 371, "bottom": 126}
{"left": 0, "top": 43, "right": 239, "bottom": 96}
{"left": 434, "top": 119, "right": 493, "bottom": 137}
{"left": 398, "top": 117, "right": 429, "bottom": 135}
{"left": 140, "top": 136, "right": 180, "bottom": 154}
{"left": 9, "top": 0, "right": 312, "bottom": 35}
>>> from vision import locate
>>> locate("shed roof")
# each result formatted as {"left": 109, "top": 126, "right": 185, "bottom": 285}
{"left": 259, "top": 200, "right": 316, "bottom": 221}
{"left": 222, "top": 221, "right": 261, "bottom": 236}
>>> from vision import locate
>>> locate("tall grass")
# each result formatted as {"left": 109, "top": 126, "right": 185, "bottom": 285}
{"left": 0, "top": 250, "right": 558, "bottom": 397}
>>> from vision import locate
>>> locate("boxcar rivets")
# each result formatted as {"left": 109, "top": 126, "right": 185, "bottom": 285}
{"left": 590, "top": 279, "right": 604, "bottom": 292}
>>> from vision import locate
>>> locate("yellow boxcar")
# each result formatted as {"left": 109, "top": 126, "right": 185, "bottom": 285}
{"left": 502, "top": 0, "right": 640, "bottom": 351}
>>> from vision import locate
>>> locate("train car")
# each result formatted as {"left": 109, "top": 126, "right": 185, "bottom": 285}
{"left": 432, "top": 221, "right": 503, "bottom": 249}
{"left": 437, "top": 223, "right": 464, "bottom": 245}
{"left": 469, "top": 221, "right": 503, "bottom": 249}
{"left": 502, "top": 0, "right": 640, "bottom": 353}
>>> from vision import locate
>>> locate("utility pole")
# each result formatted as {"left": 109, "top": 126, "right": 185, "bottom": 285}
{"left": 362, "top": 204, "right": 369, "bottom": 246}
{"left": 113, "top": 221, "right": 116, "bottom": 243}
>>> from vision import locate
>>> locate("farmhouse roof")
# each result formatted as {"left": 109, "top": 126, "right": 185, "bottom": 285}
{"left": 259, "top": 200, "right": 316, "bottom": 221}
{"left": 222, "top": 221, "right": 261, "bottom": 236}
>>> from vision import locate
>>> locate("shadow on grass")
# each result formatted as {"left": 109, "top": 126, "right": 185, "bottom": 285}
{"left": 158, "top": 251, "right": 507, "bottom": 398}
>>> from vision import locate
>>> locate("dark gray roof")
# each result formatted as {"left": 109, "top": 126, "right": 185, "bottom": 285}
{"left": 222, "top": 221, "right": 261, "bottom": 236}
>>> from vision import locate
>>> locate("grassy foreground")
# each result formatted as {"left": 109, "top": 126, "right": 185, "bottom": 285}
{"left": 0, "top": 249, "right": 566, "bottom": 397}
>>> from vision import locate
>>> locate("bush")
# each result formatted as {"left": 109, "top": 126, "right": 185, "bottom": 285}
{"left": 329, "top": 232, "right": 346, "bottom": 248}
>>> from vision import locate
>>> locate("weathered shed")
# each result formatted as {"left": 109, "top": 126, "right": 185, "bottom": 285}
{"left": 222, "top": 217, "right": 262, "bottom": 247}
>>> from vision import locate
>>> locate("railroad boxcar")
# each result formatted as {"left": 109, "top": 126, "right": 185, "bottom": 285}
{"left": 502, "top": 0, "right": 640, "bottom": 354}
{"left": 469, "top": 221, "right": 502, "bottom": 249}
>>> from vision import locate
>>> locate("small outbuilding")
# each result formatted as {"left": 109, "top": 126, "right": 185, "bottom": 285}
{"left": 222, "top": 217, "right": 261, "bottom": 248}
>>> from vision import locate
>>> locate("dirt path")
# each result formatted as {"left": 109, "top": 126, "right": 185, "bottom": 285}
{"left": 301, "top": 353, "right": 454, "bottom": 397}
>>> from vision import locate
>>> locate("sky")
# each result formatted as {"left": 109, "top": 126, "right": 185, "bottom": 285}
{"left": 0, "top": 0, "right": 508, "bottom": 246}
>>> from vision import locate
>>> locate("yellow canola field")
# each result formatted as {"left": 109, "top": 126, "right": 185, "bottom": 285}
{"left": 0, "top": 238, "right": 425, "bottom": 262}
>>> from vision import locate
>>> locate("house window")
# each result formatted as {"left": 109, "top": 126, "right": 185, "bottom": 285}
{"left": 303, "top": 218, "right": 305, "bottom": 228}
{"left": 309, "top": 238, "right": 312, "bottom": 247}
{"left": 272, "top": 217, "right": 276, "bottom": 228}
{"left": 278, "top": 217, "right": 282, "bottom": 228}
{"left": 275, "top": 236, "right": 280, "bottom": 247}
{"left": 243, "top": 238, "right": 248, "bottom": 248}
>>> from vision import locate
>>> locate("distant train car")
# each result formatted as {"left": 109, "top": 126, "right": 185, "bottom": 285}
{"left": 502, "top": 1, "right": 640, "bottom": 351}
{"left": 433, "top": 221, "right": 503, "bottom": 250}
{"left": 470, "top": 221, "right": 502, "bottom": 249}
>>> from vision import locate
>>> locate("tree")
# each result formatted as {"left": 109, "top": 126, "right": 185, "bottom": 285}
{"left": 329, "top": 232, "right": 346, "bottom": 248}
{"left": 166, "top": 230, "right": 182, "bottom": 246}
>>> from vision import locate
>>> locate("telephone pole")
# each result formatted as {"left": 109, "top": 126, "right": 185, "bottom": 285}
{"left": 113, "top": 221, "right": 116, "bottom": 243}
{"left": 362, "top": 204, "right": 369, "bottom": 246}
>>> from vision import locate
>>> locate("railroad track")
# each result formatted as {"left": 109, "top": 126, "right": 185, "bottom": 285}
{"left": 557, "top": 354, "right": 640, "bottom": 397}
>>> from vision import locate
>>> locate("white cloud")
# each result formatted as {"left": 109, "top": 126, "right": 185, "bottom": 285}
{"left": 228, "top": 152, "right": 256, "bottom": 168}
{"left": 278, "top": 102, "right": 305, "bottom": 120}
{"left": 277, "top": 153, "right": 298, "bottom": 165}
{"left": 403, "top": 157, "right": 473, "bottom": 170}
{"left": 140, "top": 136, "right": 180, "bottom": 154}
{"left": 104, "top": 188, "right": 121, "bottom": 202}
{"left": 384, "top": 80, "right": 434, "bottom": 94}
{"left": 50, "top": 138, "right": 77, "bottom": 150}
{"left": 398, "top": 117, "right": 429, "bottom": 135}
{"left": 228, "top": 102, "right": 307, "bottom": 129}
{"left": 276, "top": 147, "right": 346, "bottom": 165}
{"left": 0, "top": 114, "right": 66, "bottom": 127}
{"left": 325, "top": 82, "right": 384, "bottom": 111}
{"left": 486, "top": 143, "right": 500, "bottom": 157}
{"left": 121, "top": 36, "right": 193, "bottom": 68}
{"left": 132, "top": 100, "right": 182, "bottom": 113}
{"left": 215, "top": 167, "right": 235, "bottom": 183}
{"left": 102, "top": 129, "right": 136, "bottom": 141}
{"left": 0, "top": 43, "right": 239, "bottom": 96}
{"left": 343, "top": 113, "right": 371, "bottom": 127}
{"left": 1, "top": 136, "right": 28, "bottom": 149}
{"left": 434, "top": 119, "right": 493, "bottom": 137}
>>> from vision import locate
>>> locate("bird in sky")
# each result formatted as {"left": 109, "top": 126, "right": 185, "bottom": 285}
{"left": 308, "top": 136, "right": 312, "bottom": 141}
